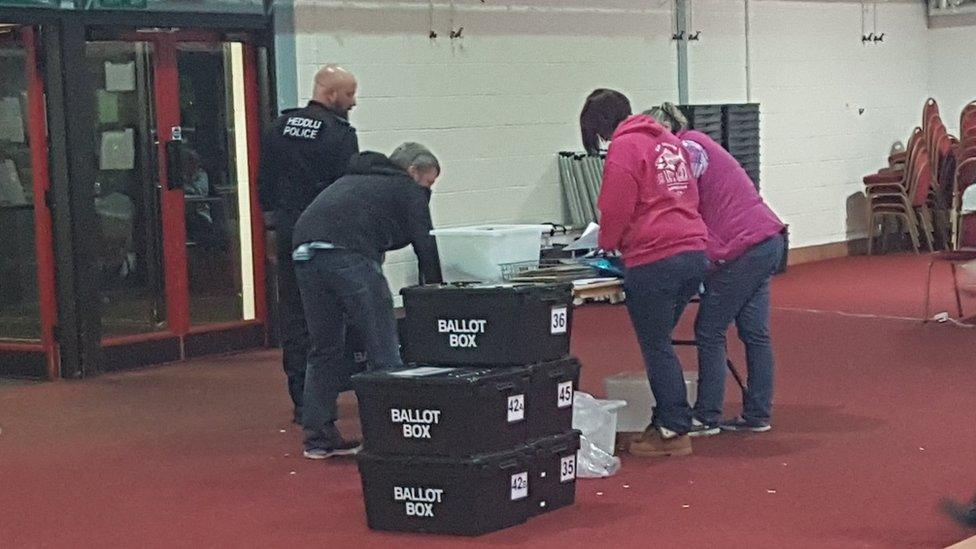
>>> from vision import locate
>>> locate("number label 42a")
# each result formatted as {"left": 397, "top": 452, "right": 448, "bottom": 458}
{"left": 507, "top": 394, "right": 525, "bottom": 423}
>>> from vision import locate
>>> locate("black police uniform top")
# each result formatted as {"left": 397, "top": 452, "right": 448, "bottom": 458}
{"left": 258, "top": 100, "right": 359, "bottom": 218}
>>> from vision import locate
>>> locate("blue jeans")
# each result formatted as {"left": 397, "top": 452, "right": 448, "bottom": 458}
{"left": 294, "top": 249, "right": 403, "bottom": 440}
{"left": 624, "top": 251, "right": 708, "bottom": 435}
{"left": 694, "top": 234, "right": 784, "bottom": 426}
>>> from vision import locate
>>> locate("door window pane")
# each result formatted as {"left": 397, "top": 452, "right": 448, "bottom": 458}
{"left": 178, "top": 42, "right": 254, "bottom": 325}
{"left": 0, "top": 26, "right": 40, "bottom": 341}
{"left": 86, "top": 41, "right": 168, "bottom": 336}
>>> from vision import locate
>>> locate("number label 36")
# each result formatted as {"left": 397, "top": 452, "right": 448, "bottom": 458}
{"left": 550, "top": 306, "right": 568, "bottom": 335}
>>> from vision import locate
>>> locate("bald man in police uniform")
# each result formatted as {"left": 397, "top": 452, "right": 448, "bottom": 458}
{"left": 259, "top": 65, "right": 360, "bottom": 423}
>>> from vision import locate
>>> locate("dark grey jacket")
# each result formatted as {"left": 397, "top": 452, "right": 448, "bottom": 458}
{"left": 292, "top": 152, "right": 443, "bottom": 284}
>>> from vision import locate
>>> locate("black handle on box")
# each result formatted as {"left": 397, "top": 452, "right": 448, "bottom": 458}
{"left": 541, "top": 222, "right": 568, "bottom": 236}
{"left": 495, "top": 382, "right": 516, "bottom": 392}
{"left": 537, "top": 289, "right": 573, "bottom": 304}
{"left": 499, "top": 459, "right": 520, "bottom": 470}
{"left": 447, "top": 281, "right": 480, "bottom": 288}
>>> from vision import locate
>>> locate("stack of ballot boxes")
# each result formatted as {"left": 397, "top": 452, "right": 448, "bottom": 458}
{"left": 353, "top": 282, "right": 582, "bottom": 535}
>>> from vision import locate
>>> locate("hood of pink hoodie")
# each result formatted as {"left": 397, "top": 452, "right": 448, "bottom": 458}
{"left": 611, "top": 114, "right": 666, "bottom": 142}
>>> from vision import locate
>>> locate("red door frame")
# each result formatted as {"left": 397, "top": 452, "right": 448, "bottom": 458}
{"left": 0, "top": 27, "right": 60, "bottom": 379}
{"left": 100, "top": 30, "right": 267, "bottom": 348}
{"left": 243, "top": 44, "right": 267, "bottom": 327}
{"left": 151, "top": 38, "right": 191, "bottom": 337}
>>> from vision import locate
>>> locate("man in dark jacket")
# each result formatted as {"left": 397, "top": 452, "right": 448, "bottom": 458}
{"left": 258, "top": 65, "right": 359, "bottom": 423}
{"left": 292, "top": 143, "right": 443, "bottom": 458}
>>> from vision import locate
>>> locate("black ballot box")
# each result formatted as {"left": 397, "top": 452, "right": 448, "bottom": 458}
{"left": 400, "top": 283, "right": 573, "bottom": 366}
{"left": 336, "top": 324, "right": 368, "bottom": 392}
{"left": 353, "top": 365, "right": 533, "bottom": 457}
{"left": 526, "top": 431, "right": 581, "bottom": 516}
{"left": 357, "top": 447, "right": 534, "bottom": 536}
{"left": 527, "top": 357, "right": 581, "bottom": 439}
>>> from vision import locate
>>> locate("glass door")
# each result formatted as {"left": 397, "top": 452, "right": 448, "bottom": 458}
{"left": 83, "top": 28, "right": 265, "bottom": 365}
{"left": 84, "top": 39, "right": 169, "bottom": 337}
{"left": 0, "top": 24, "right": 58, "bottom": 379}
{"left": 176, "top": 42, "right": 259, "bottom": 327}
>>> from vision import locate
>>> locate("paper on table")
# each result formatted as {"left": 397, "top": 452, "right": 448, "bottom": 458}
{"left": 105, "top": 61, "right": 136, "bottom": 92}
{"left": 100, "top": 128, "right": 135, "bottom": 171}
{"left": 564, "top": 222, "right": 600, "bottom": 251}
{"left": 571, "top": 277, "right": 620, "bottom": 288}
{"left": 0, "top": 97, "right": 25, "bottom": 143}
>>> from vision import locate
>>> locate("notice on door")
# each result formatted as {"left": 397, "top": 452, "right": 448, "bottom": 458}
{"left": 104, "top": 61, "right": 136, "bottom": 92}
{"left": 100, "top": 129, "right": 135, "bottom": 171}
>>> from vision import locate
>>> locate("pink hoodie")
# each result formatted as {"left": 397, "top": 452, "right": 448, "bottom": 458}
{"left": 678, "top": 130, "right": 784, "bottom": 263}
{"left": 597, "top": 115, "right": 707, "bottom": 268}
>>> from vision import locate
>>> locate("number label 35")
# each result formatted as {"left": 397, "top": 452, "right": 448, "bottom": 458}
{"left": 560, "top": 455, "right": 576, "bottom": 483}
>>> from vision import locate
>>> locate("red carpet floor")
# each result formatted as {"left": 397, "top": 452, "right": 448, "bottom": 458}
{"left": 1, "top": 254, "right": 975, "bottom": 548}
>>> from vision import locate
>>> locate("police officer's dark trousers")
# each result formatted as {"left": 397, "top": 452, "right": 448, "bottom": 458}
{"left": 275, "top": 210, "right": 309, "bottom": 419}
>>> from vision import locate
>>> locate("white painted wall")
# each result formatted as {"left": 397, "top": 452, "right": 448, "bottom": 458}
{"left": 282, "top": 0, "right": 950, "bottom": 288}
{"left": 753, "top": 1, "right": 929, "bottom": 246}
{"left": 688, "top": 0, "right": 930, "bottom": 247}
{"left": 687, "top": 0, "right": 749, "bottom": 104}
{"left": 927, "top": 24, "right": 976, "bottom": 136}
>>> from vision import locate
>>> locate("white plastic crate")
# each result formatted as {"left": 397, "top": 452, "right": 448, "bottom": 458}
{"left": 603, "top": 371, "right": 698, "bottom": 433}
{"left": 587, "top": 399, "right": 626, "bottom": 456}
{"left": 430, "top": 224, "right": 548, "bottom": 283}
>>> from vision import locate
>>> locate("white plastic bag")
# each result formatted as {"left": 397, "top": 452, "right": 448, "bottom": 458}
{"left": 572, "top": 392, "right": 626, "bottom": 478}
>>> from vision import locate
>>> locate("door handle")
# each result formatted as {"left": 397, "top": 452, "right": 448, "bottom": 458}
{"left": 164, "top": 137, "right": 185, "bottom": 191}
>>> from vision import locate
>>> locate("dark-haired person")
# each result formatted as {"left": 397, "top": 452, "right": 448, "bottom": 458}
{"left": 580, "top": 89, "right": 708, "bottom": 457}
{"left": 647, "top": 102, "right": 785, "bottom": 434}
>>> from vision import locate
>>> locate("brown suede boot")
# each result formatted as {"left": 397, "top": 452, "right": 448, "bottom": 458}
{"left": 628, "top": 425, "right": 692, "bottom": 457}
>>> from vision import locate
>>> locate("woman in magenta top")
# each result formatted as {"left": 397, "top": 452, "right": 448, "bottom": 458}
{"left": 580, "top": 89, "right": 707, "bottom": 458}
{"left": 647, "top": 103, "right": 785, "bottom": 434}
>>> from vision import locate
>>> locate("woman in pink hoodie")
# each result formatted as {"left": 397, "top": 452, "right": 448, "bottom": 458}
{"left": 647, "top": 103, "right": 785, "bottom": 435}
{"left": 580, "top": 89, "right": 708, "bottom": 457}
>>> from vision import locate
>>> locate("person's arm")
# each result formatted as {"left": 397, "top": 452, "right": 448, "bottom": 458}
{"left": 405, "top": 190, "right": 443, "bottom": 285}
{"left": 335, "top": 127, "right": 359, "bottom": 177}
{"left": 596, "top": 158, "right": 639, "bottom": 252}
